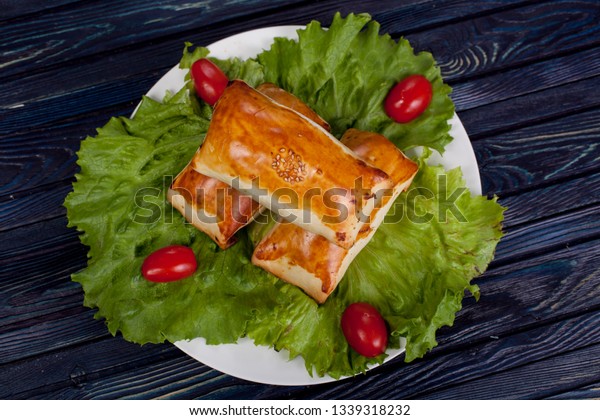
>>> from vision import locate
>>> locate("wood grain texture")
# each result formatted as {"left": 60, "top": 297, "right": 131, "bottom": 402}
{"left": 2, "top": 1, "right": 596, "bottom": 136}
{"left": 452, "top": 48, "right": 600, "bottom": 113}
{"left": 418, "top": 343, "right": 600, "bottom": 399}
{"left": 1, "top": 230, "right": 597, "bottom": 397}
{"left": 547, "top": 380, "right": 600, "bottom": 399}
{"left": 1, "top": 0, "right": 599, "bottom": 400}
{"left": 499, "top": 172, "right": 600, "bottom": 227}
{"left": 493, "top": 204, "right": 599, "bottom": 264}
{"left": 0, "top": 104, "right": 133, "bottom": 196}
{"left": 474, "top": 107, "right": 600, "bottom": 196}
{"left": 437, "top": 239, "right": 600, "bottom": 351}
{"left": 287, "top": 310, "right": 600, "bottom": 400}
{"left": 4, "top": 103, "right": 600, "bottom": 235}
{"left": 410, "top": 0, "right": 600, "bottom": 82}
{"left": 3, "top": 293, "right": 597, "bottom": 399}
{"left": 0, "top": 182, "right": 72, "bottom": 232}
{"left": 0, "top": 0, "right": 82, "bottom": 21}
{"left": 0, "top": 0, "right": 531, "bottom": 80}
{"left": 458, "top": 75, "right": 600, "bottom": 140}
{"left": 0, "top": 0, "right": 307, "bottom": 78}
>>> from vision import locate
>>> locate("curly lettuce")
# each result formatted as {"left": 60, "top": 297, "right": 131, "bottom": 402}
{"left": 65, "top": 13, "right": 504, "bottom": 378}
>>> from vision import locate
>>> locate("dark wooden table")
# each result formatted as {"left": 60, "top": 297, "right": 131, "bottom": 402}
{"left": 1, "top": 0, "right": 599, "bottom": 400}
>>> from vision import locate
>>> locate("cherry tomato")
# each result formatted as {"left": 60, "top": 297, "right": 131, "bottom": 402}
{"left": 341, "top": 302, "right": 388, "bottom": 358}
{"left": 141, "top": 245, "right": 197, "bottom": 282}
{"left": 190, "top": 58, "right": 229, "bottom": 106}
{"left": 384, "top": 74, "right": 433, "bottom": 123}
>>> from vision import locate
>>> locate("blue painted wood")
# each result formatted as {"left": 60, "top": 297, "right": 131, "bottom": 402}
{"left": 409, "top": 0, "right": 600, "bottom": 81}
{"left": 1, "top": 0, "right": 599, "bottom": 400}
{"left": 0, "top": 0, "right": 83, "bottom": 21}
{"left": 2, "top": 1, "right": 597, "bottom": 136}
{"left": 474, "top": 107, "right": 600, "bottom": 196}
{"left": 0, "top": 0, "right": 307, "bottom": 78}
{"left": 3, "top": 278, "right": 598, "bottom": 399}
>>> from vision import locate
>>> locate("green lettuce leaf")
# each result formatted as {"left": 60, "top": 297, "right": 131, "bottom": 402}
{"left": 65, "top": 13, "right": 504, "bottom": 378}
{"left": 257, "top": 13, "right": 454, "bottom": 152}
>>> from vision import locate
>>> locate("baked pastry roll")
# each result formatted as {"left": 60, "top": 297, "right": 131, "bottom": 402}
{"left": 167, "top": 165, "right": 261, "bottom": 249}
{"left": 192, "top": 80, "right": 394, "bottom": 249}
{"left": 255, "top": 83, "right": 330, "bottom": 132}
{"left": 167, "top": 83, "right": 329, "bottom": 249}
{"left": 252, "top": 128, "right": 418, "bottom": 303}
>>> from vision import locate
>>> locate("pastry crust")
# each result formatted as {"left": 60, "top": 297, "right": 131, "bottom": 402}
{"left": 193, "top": 80, "right": 394, "bottom": 249}
{"left": 167, "top": 83, "right": 329, "bottom": 249}
{"left": 252, "top": 129, "right": 418, "bottom": 303}
{"left": 167, "top": 164, "right": 262, "bottom": 249}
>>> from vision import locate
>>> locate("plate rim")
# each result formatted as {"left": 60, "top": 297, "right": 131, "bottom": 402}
{"left": 137, "top": 25, "right": 481, "bottom": 386}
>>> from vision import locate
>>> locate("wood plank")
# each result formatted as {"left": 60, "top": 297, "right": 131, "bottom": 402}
{"left": 434, "top": 239, "right": 600, "bottom": 351}
{"left": 2, "top": 1, "right": 596, "bottom": 136}
{"left": 459, "top": 75, "right": 600, "bottom": 140}
{"left": 0, "top": 182, "right": 71, "bottom": 232}
{"left": 1, "top": 216, "right": 597, "bottom": 385}
{"left": 0, "top": 311, "right": 110, "bottom": 366}
{"left": 474, "top": 107, "right": 600, "bottom": 196}
{"left": 451, "top": 48, "right": 600, "bottom": 113}
{"left": 0, "top": 104, "right": 131, "bottom": 196}
{"left": 498, "top": 172, "right": 600, "bottom": 227}
{"left": 416, "top": 343, "right": 600, "bottom": 399}
{"left": 0, "top": 0, "right": 307, "bottom": 78}
{"left": 4, "top": 299, "right": 598, "bottom": 399}
{"left": 0, "top": 72, "right": 160, "bottom": 135}
{"left": 373, "top": 0, "right": 533, "bottom": 35}
{"left": 547, "top": 380, "right": 600, "bottom": 399}
{"left": 0, "top": 0, "right": 529, "bottom": 81}
{"left": 3, "top": 103, "right": 599, "bottom": 236}
{"left": 493, "top": 203, "right": 599, "bottom": 265}
{"left": 0, "top": 337, "right": 181, "bottom": 399}
{"left": 1, "top": 183, "right": 598, "bottom": 355}
{"left": 409, "top": 0, "right": 600, "bottom": 82}
{"left": 286, "top": 310, "right": 600, "bottom": 399}
{"left": 0, "top": 218, "right": 87, "bottom": 296}
{"left": 0, "top": 0, "right": 83, "bottom": 21}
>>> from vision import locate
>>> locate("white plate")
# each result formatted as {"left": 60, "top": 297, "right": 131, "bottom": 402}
{"left": 140, "top": 26, "right": 481, "bottom": 386}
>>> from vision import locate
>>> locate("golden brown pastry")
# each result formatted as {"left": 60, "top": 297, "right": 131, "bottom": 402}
{"left": 192, "top": 80, "right": 394, "bottom": 249}
{"left": 167, "top": 165, "right": 261, "bottom": 249}
{"left": 256, "top": 83, "right": 330, "bottom": 132}
{"left": 252, "top": 128, "right": 418, "bottom": 303}
{"left": 167, "top": 83, "right": 329, "bottom": 249}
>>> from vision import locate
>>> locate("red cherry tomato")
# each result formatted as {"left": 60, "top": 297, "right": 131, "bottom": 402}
{"left": 341, "top": 302, "right": 388, "bottom": 358}
{"left": 190, "top": 58, "right": 229, "bottom": 106}
{"left": 141, "top": 245, "right": 197, "bottom": 282}
{"left": 384, "top": 74, "right": 433, "bottom": 123}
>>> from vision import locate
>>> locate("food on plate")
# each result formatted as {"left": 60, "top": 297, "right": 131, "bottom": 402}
{"left": 167, "top": 164, "right": 262, "bottom": 249}
{"left": 192, "top": 80, "right": 394, "bottom": 249}
{"left": 384, "top": 74, "right": 433, "bottom": 123}
{"left": 64, "top": 13, "right": 505, "bottom": 379}
{"left": 256, "top": 83, "right": 330, "bottom": 131}
{"left": 341, "top": 302, "right": 388, "bottom": 358}
{"left": 141, "top": 245, "right": 197, "bottom": 282}
{"left": 168, "top": 82, "right": 329, "bottom": 249}
{"left": 190, "top": 58, "right": 229, "bottom": 106}
{"left": 252, "top": 128, "right": 418, "bottom": 303}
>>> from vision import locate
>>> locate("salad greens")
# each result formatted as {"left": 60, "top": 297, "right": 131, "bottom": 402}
{"left": 65, "top": 13, "right": 504, "bottom": 378}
